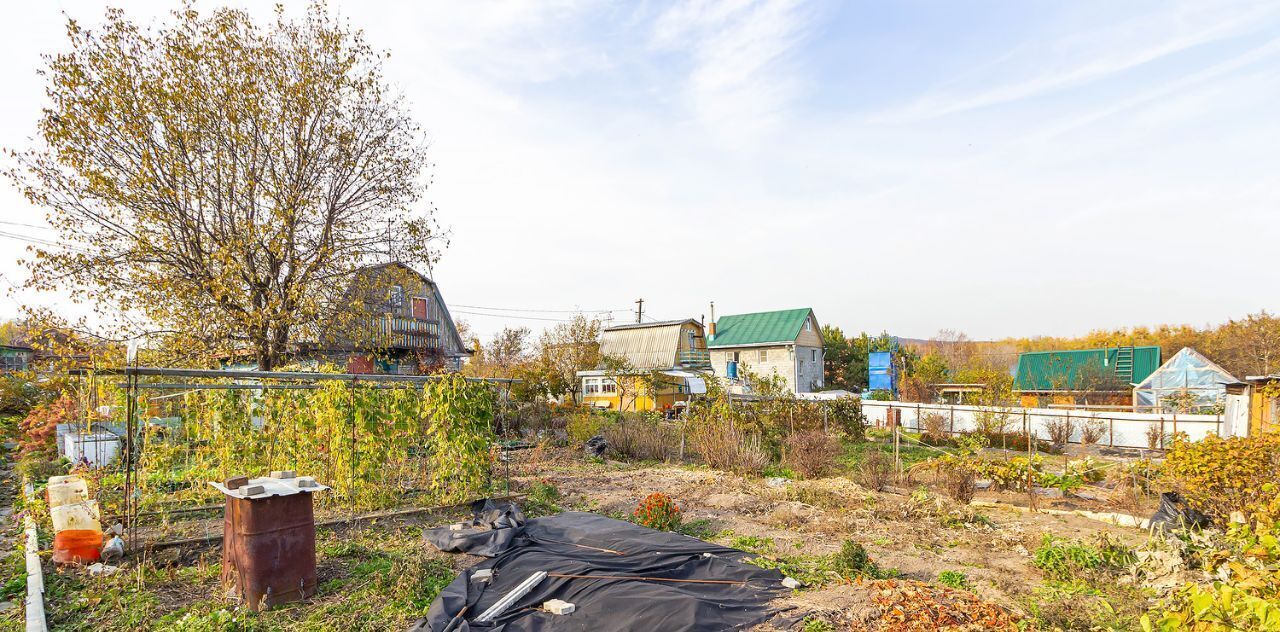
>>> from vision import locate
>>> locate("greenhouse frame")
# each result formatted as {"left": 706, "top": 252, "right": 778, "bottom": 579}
{"left": 1132, "top": 347, "right": 1237, "bottom": 413}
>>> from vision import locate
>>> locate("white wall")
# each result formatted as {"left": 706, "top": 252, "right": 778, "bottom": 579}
{"left": 861, "top": 400, "right": 1223, "bottom": 450}
{"left": 710, "top": 345, "right": 797, "bottom": 392}
{"left": 796, "top": 345, "right": 823, "bottom": 392}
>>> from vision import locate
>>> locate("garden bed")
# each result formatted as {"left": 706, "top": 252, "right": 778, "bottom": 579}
{"left": 0, "top": 441, "right": 1174, "bottom": 631}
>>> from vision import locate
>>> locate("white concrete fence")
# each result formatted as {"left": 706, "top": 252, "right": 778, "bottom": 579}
{"left": 859, "top": 400, "right": 1237, "bottom": 450}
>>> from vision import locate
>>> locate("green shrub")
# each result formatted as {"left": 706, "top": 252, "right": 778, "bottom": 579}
{"left": 1032, "top": 534, "right": 1133, "bottom": 582}
{"left": 937, "top": 570, "right": 969, "bottom": 590}
{"left": 1143, "top": 522, "right": 1280, "bottom": 631}
{"left": 833, "top": 540, "right": 879, "bottom": 579}
{"left": 1163, "top": 433, "right": 1280, "bottom": 524}
{"left": 525, "top": 479, "right": 561, "bottom": 515}
{"left": 825, "top": 398, "right": 866, "bottom": 440}
{"left": 566, "top": 408, "right": 610, "bottom": 444}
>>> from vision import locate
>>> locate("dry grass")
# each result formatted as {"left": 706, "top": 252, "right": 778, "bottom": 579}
{"left": 920, "top": 413, "right": 948, "bottom": 442}
{"left": 603, "top": 418, "right": 677, "bottom": 461}
{"left": 1044, "top": 417, "right": 1075, "bottom": 450}
{"left": 855, "top": 450, "right": 896, "bottom": 492}
{"left": 1080, "top": 420, "right": 1106, "bottom": 446}
{"left": 940, "top": 465, "right": 976, "bottom": 505}
{"left": 782, "top": 431, "right": 842, "bottom": 479}
{"left": 689, "top": 422, "right": 769, "bottom": 475}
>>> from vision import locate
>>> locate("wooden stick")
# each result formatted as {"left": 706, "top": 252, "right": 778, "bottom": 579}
{"left": 440, "top": 606, "right": 469, "bottom": 632}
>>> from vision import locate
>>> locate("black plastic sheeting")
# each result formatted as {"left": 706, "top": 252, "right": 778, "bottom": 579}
{"left": 412, "top": 502, "right": 790, "bottom": 631}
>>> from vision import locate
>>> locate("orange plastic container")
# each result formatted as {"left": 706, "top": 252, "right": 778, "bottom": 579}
{"left": 52, "top": 530, "right": 103, "bottom": 564}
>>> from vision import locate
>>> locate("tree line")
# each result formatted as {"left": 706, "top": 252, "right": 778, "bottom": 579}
{"left": 823, "top": 311, "right": 1280, "bottom": 404}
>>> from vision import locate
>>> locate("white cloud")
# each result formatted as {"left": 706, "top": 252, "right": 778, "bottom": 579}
{"left": 650, "top": 0, "right": 816, "bottom": 143}
{"left": 883, "top": 2, "right": 1280, "bottom": 122}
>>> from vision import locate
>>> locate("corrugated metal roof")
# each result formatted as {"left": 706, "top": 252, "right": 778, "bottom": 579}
{"left": 1014, "top": 346, "right": 1161, "bottom": 391}
{"left": 708, "top": 308, "right": 812, "bottom": 348}
{"left": 605, "top": 319, "right": 698, "bottom": 332}
{"left": 600, "top": 321, "right": 697, "bottom": 370}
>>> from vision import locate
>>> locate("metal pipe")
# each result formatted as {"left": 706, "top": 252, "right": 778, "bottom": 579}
{"left": 76, "top": 366, "right": 520, "bottom": 384}
{"left": 475, "top": 571, "right": 547, "bottom": 623}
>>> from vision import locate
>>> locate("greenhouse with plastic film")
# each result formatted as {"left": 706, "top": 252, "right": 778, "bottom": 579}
{"left": 1132, "top": 347, "right": 1237, "bottom": 413}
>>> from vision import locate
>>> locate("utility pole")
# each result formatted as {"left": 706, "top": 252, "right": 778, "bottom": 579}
{"left": 635, "top": 298, "right": 644, "bottom": 324}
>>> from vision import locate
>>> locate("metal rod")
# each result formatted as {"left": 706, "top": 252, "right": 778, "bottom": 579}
{"left": 476, "top": 571, "right": 547, "bottom": 623}
{"left": 143, "top": 493, "right": 527, "bottom": 550}
{"left": 76, "top": 366, "right": 520, "bottom": 384}
{"left": 546, "top": 573, "right": 747, "bottom": 585}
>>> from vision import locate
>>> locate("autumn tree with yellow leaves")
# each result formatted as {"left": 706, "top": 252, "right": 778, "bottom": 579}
{"left": 8, "top": 3, "right": 440, "bottom": 369}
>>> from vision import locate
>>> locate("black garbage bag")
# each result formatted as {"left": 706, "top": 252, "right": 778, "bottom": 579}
{"left": 1149, "top": 491, "right": 1212, "bottom": 531}
{"left": 584, "top": 435, "right": 608, "bottom": 457}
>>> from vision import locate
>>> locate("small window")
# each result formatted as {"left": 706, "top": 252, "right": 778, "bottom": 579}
{"left": 602, "top": 379, "right": 617, "bottom": 394}
{"left": 389, "top": 285, "right": 404, "bottom": 308}
{"left": 803, "top": 319, "right": 812, "bottom": 332}
{"left": 758, "top": 349, "right": 767, "bottom": 362}
{"left": 811, "top": 349, "right": 817, "bottom": 362}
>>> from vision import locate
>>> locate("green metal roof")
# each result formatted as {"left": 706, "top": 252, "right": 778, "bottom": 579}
{"left": 708, "top": 308, "right": 812, "bottom": 348}
{"left": 1014, "top": 346, "right": 1162, "bottom": 391}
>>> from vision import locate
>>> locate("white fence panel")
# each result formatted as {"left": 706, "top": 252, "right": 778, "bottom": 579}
{"left": 859, "top": 400, "right": 1221, "bottom": 450}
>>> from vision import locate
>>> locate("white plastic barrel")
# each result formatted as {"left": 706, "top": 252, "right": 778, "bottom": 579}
{"left": 50, "top": 501, "right": 101, "bottom": 534}
{"left": 46, "top": 478, "right": 89, "bottom": 508}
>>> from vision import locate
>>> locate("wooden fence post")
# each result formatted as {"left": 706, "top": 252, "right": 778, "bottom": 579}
{"left": 949, "top": 405, "right": 955, "bottom": 436}
{"left": 1027, "top": 413, "right": 1037, "bottom": 512}
{"left": 893, "top": 424, "right": 901, "bottom": 477}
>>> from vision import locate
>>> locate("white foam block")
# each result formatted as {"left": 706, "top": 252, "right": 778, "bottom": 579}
{"left": 543, "top": 599, "right": 575, "bottom": 615}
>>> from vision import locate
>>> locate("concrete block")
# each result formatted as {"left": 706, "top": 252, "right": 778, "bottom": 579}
{"left": 472, "top": 569, "right": 493, "bottom": 583}
{"left": 270, "top": 470, "right": 296, "bottom": 479}
{"left": 240, "top": 485, "right": 265, "bottom": 497}
{"left": 543, "top": 599, "right": 575, "bottom": 615}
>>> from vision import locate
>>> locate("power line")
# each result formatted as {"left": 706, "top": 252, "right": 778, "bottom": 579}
{"left": 0, "top": 220, "right": 54, "bottom": 231}
{"left": 0, "top": 230, "right": 89, "bottom": 254}
{"left": 450, "top": 310, "right": 579, "bottom": 323}
{"left": 451, "top": 303, "right": 629, "bottom": 314}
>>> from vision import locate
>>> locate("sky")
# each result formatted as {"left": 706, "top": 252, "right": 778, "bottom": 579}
{"left": 0, "top": 0, "right": 1278, "bottom": 343}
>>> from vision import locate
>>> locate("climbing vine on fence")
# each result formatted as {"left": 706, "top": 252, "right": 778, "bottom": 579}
{"left": 423, "top": 374, "right": 497, "bottom": 503}
{"left": 124, "top": 377, "right": 499, "bottom": 512}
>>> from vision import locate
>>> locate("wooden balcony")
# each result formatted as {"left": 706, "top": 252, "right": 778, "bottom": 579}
{"left": 369, "top": 315, "right": 440, "bottom": 350}
{"left": 677, "top": 349, "right": 712, "bottom": 369}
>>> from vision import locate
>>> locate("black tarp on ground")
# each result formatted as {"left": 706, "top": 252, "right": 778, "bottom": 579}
{"left": 412, "top": 506, "right": 789, "bottom": 631}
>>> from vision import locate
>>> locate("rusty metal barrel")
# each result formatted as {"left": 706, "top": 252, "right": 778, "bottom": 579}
{"left": 211, "top": 472, "right": 329, "bottom": 611}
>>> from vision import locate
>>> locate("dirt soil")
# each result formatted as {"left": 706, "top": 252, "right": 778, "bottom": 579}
{"left": 513, "top": 449, "right": 1153, "bottom": 631}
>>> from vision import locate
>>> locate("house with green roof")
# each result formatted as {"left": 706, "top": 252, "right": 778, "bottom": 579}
{"left": 707, "top": 307, "right": 824, "bottom": 394}
{"left": 1013, "top": 346, "right": 1161, "bottom": 408}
